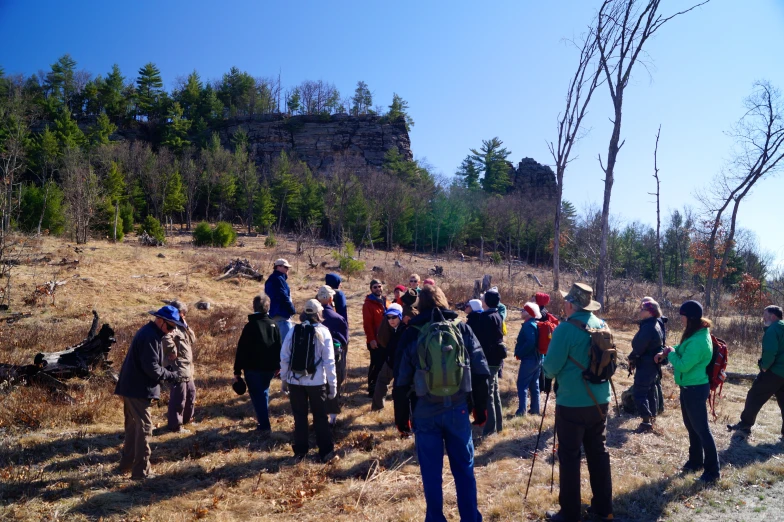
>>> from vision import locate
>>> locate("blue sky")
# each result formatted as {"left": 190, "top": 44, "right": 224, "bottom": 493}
{"left": 1, "top": 0, "right": 783, "bottom": 267}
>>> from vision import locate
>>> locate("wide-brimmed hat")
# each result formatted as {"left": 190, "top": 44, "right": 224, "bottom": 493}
{"left": 149, "top": 305, "right": 186, "bottom": 328}
{"left": 559, "top": 283, "right": 601, "bottom": 312}
{"left": 274, "top": 258, "right": 291, "bottom": 268}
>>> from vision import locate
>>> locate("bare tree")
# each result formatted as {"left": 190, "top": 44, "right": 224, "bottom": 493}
{"left": 179, "top": 147, "right": 200, "bottom": 230}
{"left": 593, "top": 0, "right": 710, "bottom": 305}
{"left": 650, "top": 125, "right": 663, "bottom": 299}
{"left": 0, "top": 90, "right": 28, "bottom": 240}
{"left": 701, "top": 81, "right": 784, "bottom": 307}
{"left": 548, "top": 27, "right": 603, "bottom": 291}
{"left": 61, "top": 147, "right": 102, "bottom": 244}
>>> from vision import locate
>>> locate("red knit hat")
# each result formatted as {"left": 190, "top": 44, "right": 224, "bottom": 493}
{"left": 394, "top": 285, "right": 406, "bottom": 292}
{"left": 523, "top": 302, "right": 542, "bottom": 320}
{"left": 535, "top": 292, "right": 550, "bottom": 307}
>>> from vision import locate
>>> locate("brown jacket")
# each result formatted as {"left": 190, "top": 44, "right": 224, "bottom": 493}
{"left": 163, "top": 327, "right": 196, "bottom": 381}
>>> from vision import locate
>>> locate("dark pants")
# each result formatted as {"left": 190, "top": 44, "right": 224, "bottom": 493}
{"left": 289, "top": 383, "right": 333, "bottom": 458}
{"left": 633, "top": 359, "right": 658, "bottom": 420}
{"left": 414, "top": 406, "right": 482, "bottom": 522}
{"left": 167, "top": 379, "right": 196, "bottom": 430}
{"left": 119, "top": 396, "right": 153, "bottom": 479}
{"left": 539, "top": 367, "right": 552, "bottom": 395}
{"left": 367, "top": 343, "right": 387, "bottom": 394}
{"left": 245, "top": 370, "right": 276, "bottom": 431}
{"left": 680, "top": 383, "right": 720, "bottom": 477}
{"left": 655, "top": 368, "right": 665, "bottom": 414}
{"left": 372, "top": 362, "right": 394, "bottom": 410}
{"left": 484, "top": 366, "right": 503, "bottom": 436}
{"left": 555, "top": 403, "right": 613, "bottom": 521}
{"left": 740, "top": 370, "right": 784, "bottom": 433}
{"left": 326, "top": 343, "right": 346, "bottom": 414}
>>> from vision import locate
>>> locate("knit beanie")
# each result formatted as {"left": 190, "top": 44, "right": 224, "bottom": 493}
{"left": 679, "top": 300, "right": 703, "bottom": 319}
{"left": 523, "top": 302, "right": 542, "bottom": 320}
{"left": 483, "top": 289, "right": 500, "bottom": 308}
{"left": 535, "top": 292, "right": 551, "bottom": 307}
{"left": 467, "top": 299, "right": 483, "bottom": 313}
{"left": 370, "top": 279, "right": 382, "bottom": 289}
{"left": 385, "top": 303, "right": 403, "bottom": 320}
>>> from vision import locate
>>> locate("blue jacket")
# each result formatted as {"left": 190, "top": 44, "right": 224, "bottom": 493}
{"left": 114, "top": 321, "right": 177, "bottom": 400}
{"left": 515, "top": 318, "right": 540, "bottom": 359}
{"left": 394, "top": 308, "right": 490, "bottom": 419}
{"left": 322, "top": 304, "right": 349, "bottom": 348}
{"left": 264, "top": 270, "right": 295, "bottom": 319}
{"left": 325, "top": 273, "right": 348, "bottom": 326}
{"left": 631, "top": 316, "right": 664, "bottom": 359}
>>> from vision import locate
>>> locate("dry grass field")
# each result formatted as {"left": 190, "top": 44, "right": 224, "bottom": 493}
{"left": 0, "top": 234, "right": 782, "bottom": 521}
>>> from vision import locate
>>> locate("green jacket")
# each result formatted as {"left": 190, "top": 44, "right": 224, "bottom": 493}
{"left": 667, "top": 327, "right": 712, "bottom": 386}
{"left": 543, "top": 310, "right": 611, "bottom": 408}
{"left": 760, "top": 320, "right": 784, "bottom": 378}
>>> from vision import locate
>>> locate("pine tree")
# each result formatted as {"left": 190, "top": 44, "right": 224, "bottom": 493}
{"left": 254, "top": 183, "right": 275, "bottom": 234}
{"left": 287, "top": 88, "right": 301, "bottom": 114}
{"left": 88, "top": 113, "right": 117, "bottom": 146}
{"left": 54, "top": 107, "right": 86, "bottom": 150}
{"left": 162, "top": 102, "right": 191, "bottom": 154}
{"left": 45, "top": 54, "right": 77, "bottom": 115}
{"left": 178, "top": 70, "right": 202, "bottom": 119}
{"left": 100, "top": 64, "right": 126, "bottom": 123}
{"left": 163, "top": 170, "right": 186, "bottom": 227}
{"left": 455, "top": 155, "right": 481, "bottom": 189}
{"left": 470, "top": 137, "right": 512, "bottom": 195}
{"left": 270, "top": 151, "right": 302, "bottom": 230}
{"left": 136, "top": 62, "right": 164, "bottom": 121}
{"left": 387, "top": 93, "right": 414, "bottom": 131}
{"left": 351, "top": 81, "right": 372, "bottom": 115}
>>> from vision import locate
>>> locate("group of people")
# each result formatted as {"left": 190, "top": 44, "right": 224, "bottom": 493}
{"left": 111, "top": 257, "right": 784, "bottom": 522}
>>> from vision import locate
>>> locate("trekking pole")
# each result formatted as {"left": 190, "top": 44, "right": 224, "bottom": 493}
{"left": 524, "top": 388, "right": 551, "bottom": 500}
{"left": 550, "top": 411, "right": 558, "bottom": 494}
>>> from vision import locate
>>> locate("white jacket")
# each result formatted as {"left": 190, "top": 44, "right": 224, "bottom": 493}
{"left": 280, "top": 321, "right": 337, "bottom": 394}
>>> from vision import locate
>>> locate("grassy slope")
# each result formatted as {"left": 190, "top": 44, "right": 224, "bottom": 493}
{"left": 0, "top": 235, "right": 782, "bottom": 522}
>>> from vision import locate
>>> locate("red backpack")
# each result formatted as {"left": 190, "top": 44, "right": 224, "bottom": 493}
{"left": 537, "top": 313, "right": 560, "bottom": 355}
{"left": 706, "top": 334, "right": 728, "bottom": 419}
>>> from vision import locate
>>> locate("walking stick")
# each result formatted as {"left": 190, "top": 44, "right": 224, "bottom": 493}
{"left": 550, "top": 411, "right": 558, "bottom": 494}
{"left": 524, "top": 388, "right": 551, "bottom": 500}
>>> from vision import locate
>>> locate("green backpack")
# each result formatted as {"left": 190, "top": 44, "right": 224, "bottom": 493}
{"left": 413, "top": 308, "right": 471, "bottom": 399}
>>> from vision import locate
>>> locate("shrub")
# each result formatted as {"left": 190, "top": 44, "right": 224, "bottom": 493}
{"left": 264, "top": 234, "right": 277, "bottom": 248}
{"left": 193, "top": 221, "right": 213, "bottom": 247}
{"left": 17, "top": 182, "right": 66, "bottom": 235}
{"left": 212, "top": 221, "right": 237, "bottom": 247}
{"left": 332, "top": 241, "right": 365, "bottom": 279}
{"left": 140, "top": 215, "right": 165, "bottom": 244}
{"left": 490, "top": 251, "right": 502, "bottom": 265}
{"left": 119, "top": 203, "right": 134, "bottom": 234}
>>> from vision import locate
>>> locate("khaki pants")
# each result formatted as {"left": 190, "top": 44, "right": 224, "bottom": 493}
{"left": 119, "top": 396, "right": 153, "bottom": 478}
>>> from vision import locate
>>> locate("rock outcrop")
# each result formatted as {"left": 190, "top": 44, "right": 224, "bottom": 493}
{"left": 215, "top": 114, "right": 412, "bottom": 172}
{"left": 510, "top": 157, "right": 558, "bottom": 199}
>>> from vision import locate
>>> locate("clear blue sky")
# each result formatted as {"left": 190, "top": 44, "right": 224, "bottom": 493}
{"left": 1, "top": 0, "right": 783, "bottom": 268}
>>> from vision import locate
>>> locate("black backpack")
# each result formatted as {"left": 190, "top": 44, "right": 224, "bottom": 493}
{"left": 290, "top": 323, "right": 320, "bottom": 377}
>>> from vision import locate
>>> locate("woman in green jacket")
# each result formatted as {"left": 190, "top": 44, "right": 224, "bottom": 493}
{"left": 656, "top": 300, "right": 720, "bottom": 483}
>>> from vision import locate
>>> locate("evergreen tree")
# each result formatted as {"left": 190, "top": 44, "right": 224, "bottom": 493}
{"left": 470, "top": 137, "right": 512, "bottom": 194}
{"left": 254, "top": 183, "right": 275, "bottom": 234}
{"left": 351, "top": 81, "right": 372, "bottom": 115}
{"left": 44, "top": 54, "right": 77, "bottom": 115}
{"left": 455, "top": 155, "right": 481, "bottom": 189}
{"left": 163, "top": 170, "right": 186, "bottom": 226}
{"left": 294, "top": 166, "right": 324, "bottom": 228}
{"left": 218, "top": 67, "right": 255, "bottom": 116}
{"left": 87, "top": 113, "right": 117, "bottom": 146}
{"left": 82, "top": 78, "right": 102, "bottom": 117}
{"left": 387, "top": 93, "right": 414, "bottom": 131}
{"left": 53, "top": 107, "right": 86, "bottom": 150}
{"left": 136, "top": 62, "right": 164, "bottom": 121}
{"left": 287, "top": 88, "right": 301, "bottom": 114}
{"left": 100, "top": 64, "right": 126, "bottom": 122}
{"left": 162, "top": 102, "right": 191, "bottom": 154}
{"left": 270, "top": 151, "right": 302, "bottom": 230}
{"left": 177, "top": 70, "right": 202, "bottom": 119}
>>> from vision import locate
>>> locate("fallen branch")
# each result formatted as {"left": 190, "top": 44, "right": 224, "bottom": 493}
{"left": 216, "top": 259, "right": 263, "bottom": 282}
{"left": 725, "top": 372, "right": 757, "bottom": 382}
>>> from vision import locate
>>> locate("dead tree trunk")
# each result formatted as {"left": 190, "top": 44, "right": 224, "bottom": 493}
{"left": 651, "top": 125, "right": 664, "bottom": 300}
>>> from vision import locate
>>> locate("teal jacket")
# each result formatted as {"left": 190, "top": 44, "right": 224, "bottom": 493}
{"left": 543, "top": 310, "right": 611, "bottom": 408}
{"left": 667, "top": 327, "right": 712, "bottom": 386}
{"left": 760, "top": 320, "right": 784, "bottom": 378}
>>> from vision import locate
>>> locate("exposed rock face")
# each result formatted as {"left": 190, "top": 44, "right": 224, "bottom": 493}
{"left": 215, "top": 114, "right": 412, "bottom": 172}
{"left": 510, "top": 157, "right": 557, "bottom": 199}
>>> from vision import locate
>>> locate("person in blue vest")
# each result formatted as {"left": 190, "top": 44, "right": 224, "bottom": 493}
{"left": 264, "top": 258, "right": 296, "bottom": 341}
{"left": 515, "top": 302, "right": 542, "bottom": 416}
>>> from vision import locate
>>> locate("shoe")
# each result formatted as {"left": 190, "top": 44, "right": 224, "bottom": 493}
{"left": 634, "top": 422, "right": 653, "bottom": 434}
{"left": 727, "top": 422, "right": 751, "bottom": 435}
{"left": 293, "top": 454, "right": 307, "bottom": 463}
{"left": 545, "top": 509, "right": 580, "bottom": 521}
{"left": 116, "top": 465, "right": 132, "bottom": 475}
{"left": 699, "top": 472, "right": 720, "bottom": 484}
{"left": 585, "top": 505, "right": 614, "bottom": 521}
{"left": 321, "top": 451, "right": 340, "bottom": 464}
{"left": 681, "top": 461, "right": 704, "bottom": 473}
{"left": 529, "top": 411, "right": 541, "bottom": 416}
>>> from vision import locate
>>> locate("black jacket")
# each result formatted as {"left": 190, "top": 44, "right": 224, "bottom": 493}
{"left": 630, "top": 316, "right": 665, "bottom": 359}
{"left": 466, "top": 311, "right": 482, "bottom": 336}
{"left": 475, "top": 309, "right": 506, "bottom": 366}
{"left": 322, "top": 304, "right": 349, "bottom": 348}
{"left": 115, "top": 321, "right": 177, "bottom": 400}
{"left": 385, "top": 322, "right": 407, "bottom": 368}
{"left": 234, "top": 313, "right": 282, "bottom": 375}
{"left": 393, "top": 308, "right": 490, "bottom": 424}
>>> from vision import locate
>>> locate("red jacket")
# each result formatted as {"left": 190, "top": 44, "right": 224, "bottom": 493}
{"left": 362, "top": 294, "right": 388, "bottom": 344}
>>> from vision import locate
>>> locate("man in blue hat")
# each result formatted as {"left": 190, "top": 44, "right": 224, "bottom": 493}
{"left": 115, "top": 305, "right": 183, "bottom": 480}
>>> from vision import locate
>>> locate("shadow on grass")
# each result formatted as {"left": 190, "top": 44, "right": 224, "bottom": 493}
{"left": 720, "top": 432, "right": 784, "bottom": 467}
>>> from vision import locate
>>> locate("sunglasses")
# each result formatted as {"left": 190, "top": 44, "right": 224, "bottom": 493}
{"left": 372, "top": 285, "right": 382, "bottom": 289}
{"left": 162, "top": 321, "right": 175, "bottom": 332}
{"left": 409, "top": 280, "right": 418, "bottom": 283}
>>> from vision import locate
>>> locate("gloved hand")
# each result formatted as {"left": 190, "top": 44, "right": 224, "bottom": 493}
{"left": 396, "top": 419, "right": 412, "bottom": 437}
{"left": 472, "top": 408, "right": 487, "bottom": 427}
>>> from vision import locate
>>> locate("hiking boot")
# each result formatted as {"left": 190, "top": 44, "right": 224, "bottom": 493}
{"left": 321, "top": 451, "right": 340, "bottom": 464}
{"left": 293, "top": 453, "right": 307, "bottom": 463}
{"left": 545, "top": 509, "right": 581, "bottom": 521}
{"left": 727, "top": 422, "right": 751, "bottom": 435}
{"left": 681, "top": 461, "right": 703, "bottom": 473}
{"left": 585, "top": 505, "right": 615, "bottom": 521}
{"left": 634, "top": 422, "right": 653, "bottom": 434}
{"left": 699, "top": 472, "right": 720, "bottom": 484}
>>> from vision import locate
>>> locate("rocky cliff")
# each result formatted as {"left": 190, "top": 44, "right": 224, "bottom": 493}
{"left": 511, "top": 157, "right": 558, "bottom": 199}
{"left": 215, "top": 114, "right": 412, "bottom": 172}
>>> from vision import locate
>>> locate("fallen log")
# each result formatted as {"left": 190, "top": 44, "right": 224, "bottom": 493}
{"left": 216, "top": 259, "right": 263, "bottom": 282}
{"left": 725, "top": 372, "right": 757, "bottom": 382}
{"left": 0, "top": 310, "right": 116, "bottom": 389}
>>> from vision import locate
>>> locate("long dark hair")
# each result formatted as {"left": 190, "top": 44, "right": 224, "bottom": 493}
{"left": 681, "top": 317, "right": 713, "bottom": 343}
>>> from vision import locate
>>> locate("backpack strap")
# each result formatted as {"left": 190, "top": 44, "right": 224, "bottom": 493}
{"left": 566, "top": 319, "right": 607, "bottom": 419}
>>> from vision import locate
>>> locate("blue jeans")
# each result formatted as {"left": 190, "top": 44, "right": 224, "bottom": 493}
{"left": 484, "top": 366, "right": 503, "bottom": 436}
{"left": 245, "top": 370, "right": 275, "bottom": 431}
{"left": 275, "top": 318, "right": 293, "bottom": 342}
{"left": 414, "top": 406, "right": 482, "bottom": 522}
{"left": 680, "top": 383, "right": 720, "bottom": 477}
{"left": 516, "top": 356, "right": 542, "bottom": 415}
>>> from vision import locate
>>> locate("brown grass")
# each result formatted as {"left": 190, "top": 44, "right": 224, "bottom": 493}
{"left": 0, "top": 235, "right": 782, "bottom": 521}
